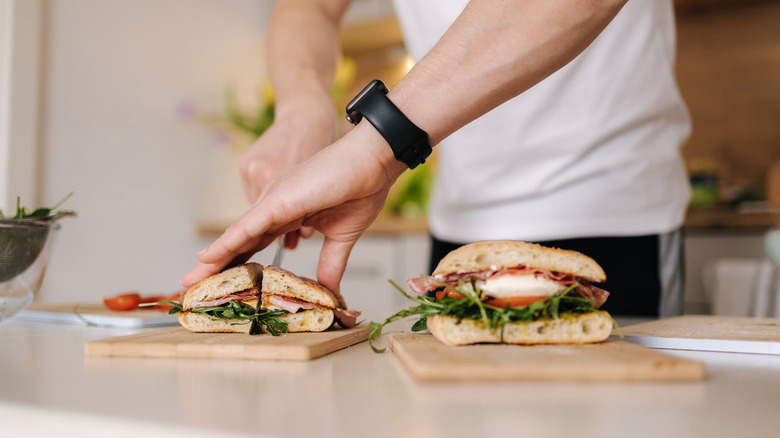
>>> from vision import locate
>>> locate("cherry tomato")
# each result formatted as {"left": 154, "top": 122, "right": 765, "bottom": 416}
{"left": 104, "top": 293, "right": 142, "bottom": 311}
{"left": 484, "top": 296, "right": 547, "bottom": 308}
{"left": 435, "top": 290, "right": 466, "bottom": 300}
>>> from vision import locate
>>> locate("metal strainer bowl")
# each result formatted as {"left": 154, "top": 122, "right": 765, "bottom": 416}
{"left": 0, "top": 219, "right": 60, "bottom": 322}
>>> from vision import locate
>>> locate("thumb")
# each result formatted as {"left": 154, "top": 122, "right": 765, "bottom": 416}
{"left": 316, "top": 237, "right": 354, "bottom": 309}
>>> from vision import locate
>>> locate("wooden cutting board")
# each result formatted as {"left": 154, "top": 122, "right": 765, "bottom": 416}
{"left": 619, "top": 315, "right": 780, "bottom": 355}
{"left": 17, "top": 302, "right": 178, "bottom": 328}
{"left": 389, "top": 333, "right": 705, "bottom": 382}
{"left": 85, "top": 324, "right": 371, "bottom": 361}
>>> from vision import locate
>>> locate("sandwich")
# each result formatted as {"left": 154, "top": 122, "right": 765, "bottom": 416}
{"left": 261, "top": 265, "right": 360, "bottom": 331}
{"left": 369, "top": 240, "right": 615, "bottom": 350}
{"left": 176, "top": 262, "right": 273, "bottom": 334}
{"left": 171, "top": 262, "right": 360, "bottom": 335}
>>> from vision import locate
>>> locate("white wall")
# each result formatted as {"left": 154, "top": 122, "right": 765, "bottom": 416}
{"left": 37, "top": 0, "right": 275, "bottom": 301}
{"left": 0, "top": 0, "right": 43, "bottom": 213}
{"left": 34, "top": 0, "right": 398, "bottom": 303}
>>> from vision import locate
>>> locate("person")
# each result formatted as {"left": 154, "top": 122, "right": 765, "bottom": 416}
{"left": 181, "top": 0, "right": 691, "bottom": 318}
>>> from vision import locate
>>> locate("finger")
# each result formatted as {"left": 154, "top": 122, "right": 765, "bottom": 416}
{"left": 299, "top": 226, "right": 315, "bottom": 239}
{"left": 181, "top": 262, "right": 223, "bottom": 289}
{"left": 197, "top": 212, "right": 275, "bottom": 264}
{"left": 316, "top": 238, "right": 354, "bottom": 309}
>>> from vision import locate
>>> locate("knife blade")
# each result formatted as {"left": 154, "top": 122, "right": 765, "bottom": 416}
{"left": 272, "top": 235, "right": 285, "bottom": 267}
{"left": 251, "top": 235, "right": 286, "bottom": 335}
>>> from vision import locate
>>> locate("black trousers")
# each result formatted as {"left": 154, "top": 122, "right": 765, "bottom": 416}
{"left": 429, "top": 234, "right": 682, "bottom": 318}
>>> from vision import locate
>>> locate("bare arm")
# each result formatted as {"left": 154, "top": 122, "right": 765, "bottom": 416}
{"left": 183, "top": 0, "right": 628, "bottom": 291}
{"left": 390, "top": 0, "right": 627, "bottom": 145}
{"left": 239, "top": 0, "right": 352, "bottom": 202}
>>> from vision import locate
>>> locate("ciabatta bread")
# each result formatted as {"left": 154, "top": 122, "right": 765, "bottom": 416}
{"left": 427, "top": 312, "right": 612, "bottom": 346}
{"left": 178, "top": 312, "right": 252, "bottom": 334}
{"left": 181, "top": 262, "right": 263, "bottom": 310}
{"left": 262, "top": 265, "right": 339, "bottom": 308}
{"left": 279, "top": 309, "right": 334, "bottom": 333}
{"left": 433, "top": 240, "right": 606, "bottom": 282}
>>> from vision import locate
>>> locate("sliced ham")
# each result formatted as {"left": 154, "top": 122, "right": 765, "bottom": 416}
{"left": 264, "top": 294, "right": 327, "bottom": 313}
{"left": 406, "top": 265, "right": 610, "bottom": 308}
{"left": 194, "top": 287, "right": 259, "bottom": 308}
{"left": 333, "top": 308, "right": 361, "bottom": 328}
{"left": 263, "top": 294, "right": 361, "bottom": 328}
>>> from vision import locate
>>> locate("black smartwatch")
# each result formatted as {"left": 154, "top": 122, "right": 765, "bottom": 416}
{"left": 345, "top": 79, "right": 432, "bottom": 169}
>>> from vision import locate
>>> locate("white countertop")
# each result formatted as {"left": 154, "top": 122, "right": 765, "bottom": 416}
{"left": 2, "top": 313, "right": 780, "bottom": 438}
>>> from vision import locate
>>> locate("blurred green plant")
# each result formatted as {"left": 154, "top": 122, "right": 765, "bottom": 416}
{"left": 384, "top": 160, "right": 435, "bottom": 218}
{"left": 213, "top": 57, "right": 357, "bottom": 149}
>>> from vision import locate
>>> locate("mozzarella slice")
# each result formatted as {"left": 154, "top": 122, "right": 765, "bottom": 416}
{"left": 477, "top": 274, "right": 566, "bottom": 299}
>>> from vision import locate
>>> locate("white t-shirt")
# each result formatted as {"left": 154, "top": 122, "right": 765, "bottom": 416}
{"left": 392, "top": 0, "right": 691, "bottom": 242}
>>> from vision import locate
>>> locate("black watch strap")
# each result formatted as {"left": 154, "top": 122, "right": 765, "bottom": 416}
{"left": 346, "top": 79, "right": 432, "bottom": 169}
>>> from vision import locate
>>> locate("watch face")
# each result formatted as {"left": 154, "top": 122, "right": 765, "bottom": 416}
{"left": 345, "top": 79, "right": 389, "bottom": 124}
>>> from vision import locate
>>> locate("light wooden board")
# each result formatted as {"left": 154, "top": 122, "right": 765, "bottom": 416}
{"left": 16, "top": 303, "right": 178, "bottom": 328}
{"left": 389, "top": 333, "right": 705, "bottom": 382}
{"left": 619, "top": 315, "right": 780, "bottom": 355}
{"left": 85, "top": 324, "right": 372, "bottom": 361}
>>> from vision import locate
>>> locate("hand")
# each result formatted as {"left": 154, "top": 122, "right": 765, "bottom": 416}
{"left": 181, "top": 123, "right": 407, "bottom": 297}
{"left": 240, "top": 101, "right": 337, "bottom": 203}
{"left": 239, "top": 99, "right": 338, "bottom": 248}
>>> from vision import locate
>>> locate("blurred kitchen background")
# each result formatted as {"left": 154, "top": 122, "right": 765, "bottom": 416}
{"left": 1, "top": 0, "right": 779, "bottom": 314}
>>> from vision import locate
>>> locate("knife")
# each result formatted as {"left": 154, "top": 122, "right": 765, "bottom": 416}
{"left": 250, "top": 235, "right": 286, "bottom": 335}
{"left": 272, "top": 234, "right": 286, "bottom": 267}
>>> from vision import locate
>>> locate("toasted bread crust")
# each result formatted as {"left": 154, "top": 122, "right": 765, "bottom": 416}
{"left": 427, "top": 312, "right": 612, "bottom": 346}
{"left": 178, "top": 308, "right": 333, "bottom": 334}
{"left": 433, "top": 240, "right": 606, "bottom": 282}
{"left": 178, "top": 312, "right": 252, "bottom": 334}
{"left": 278, "top": 309, "right": 334, "bottom": 333}
{"left": 181, "top": 263, "right": 263, "bottom": 311}
{"left": 262, "top": 265, "right": 339, "bottom": 308}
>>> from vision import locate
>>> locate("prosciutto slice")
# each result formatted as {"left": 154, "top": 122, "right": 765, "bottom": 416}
{"left": 264, "top": 294, "right": 326, "bottom": 313}
{"left": 194, "top": 287, "right": 259, "bottom": 308}
{"left": 407, "top": 265, "right": 610, "bottom": 308}
{"left": 333, "top": 308, "right": 361, "bottom": 329}
{"left": 263, "top": 294, "right": 361, "bottom": 328}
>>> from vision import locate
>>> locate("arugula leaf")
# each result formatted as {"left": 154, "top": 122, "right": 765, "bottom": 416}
{"left": 145, "top": 300, "right": 289, "bottom": 336}
{"left": 411, "top": 317, "right": 428, "bottom": 332}
{"left": 250, "top": 308, "right": 289, "bottom": 336}
{"left": 368, "top": 278, "right": 611, "bottom": 353}
{"left": 1, "top": 192, "right": 73, "bottom": 220}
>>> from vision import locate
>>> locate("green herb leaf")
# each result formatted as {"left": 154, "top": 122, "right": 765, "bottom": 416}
{"left": 2, "top": 192, "right": 74, "bottom": 220}
{"left": 369, "top": 277, "right": 613, "bottom": 353}
{"left": 142, "top": 300, "right": 289, "bottom": 335}
{"left": 411, "top": 317, "right": 428, "bottom": 332}
{"left": 251, "top": 308, "right": 289, "bottom": 336}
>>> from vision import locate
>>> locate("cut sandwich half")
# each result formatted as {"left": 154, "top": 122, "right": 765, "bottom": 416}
{"left": 169, "top": 263, "right": 361, "bottom": 335}
{"left": 369, "top": 240, "right": 615, "bottom": 350}
{"left": 261, "top": 265, "right": 360, "bottom": 332}
{"left": 177, "top": 262, "right": 267, "bottom": 334}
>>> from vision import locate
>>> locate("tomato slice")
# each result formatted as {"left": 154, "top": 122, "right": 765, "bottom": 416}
{"left": 104, "top": 293, "right": 142, "bottom": 311}
{"left": 483, "top": 296, "right": 547, "bottom": 308}
{"left": 435, "top": 290, "right": 466, "bottom": 300}
{"left": 434, "top": 289, "right": 548, "bottom": 308}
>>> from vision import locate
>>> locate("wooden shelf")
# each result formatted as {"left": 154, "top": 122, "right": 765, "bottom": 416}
{"left": 684, "top": 208, "right": 777, "bottom": 232}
